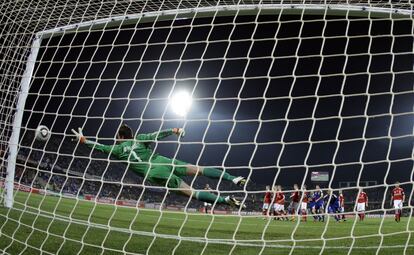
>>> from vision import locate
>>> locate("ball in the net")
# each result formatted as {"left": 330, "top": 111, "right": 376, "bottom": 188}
{"left": 35, "top": 125, "right": 51, "bottom": 142}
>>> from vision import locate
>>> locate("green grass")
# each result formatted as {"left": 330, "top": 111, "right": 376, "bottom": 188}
{"left": 0, "top": 191, "right": 413, "bottom": 255}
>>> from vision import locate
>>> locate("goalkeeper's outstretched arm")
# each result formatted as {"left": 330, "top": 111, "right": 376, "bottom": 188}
{"left": 135, "top": 128, "right": 185, "bottom": 142}
{"left": 71, "top": 128, "right": 114, "bottom": 154}
{"left": 70, "top": 126, "right": 184, "bottom": 153}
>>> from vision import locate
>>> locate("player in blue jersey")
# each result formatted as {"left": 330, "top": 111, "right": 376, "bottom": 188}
{"left": 324, "top": 190, "right": 341, "bottom": 222}
{"left": 312, "top": 185, "right": 325, "bottom": 222}
{"left": 308, "top": 191, "right": 317, "bottom": 221}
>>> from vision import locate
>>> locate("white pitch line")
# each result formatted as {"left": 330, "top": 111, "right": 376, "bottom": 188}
{"left": 6, "top": 204, "right": 413, "bottom": 250}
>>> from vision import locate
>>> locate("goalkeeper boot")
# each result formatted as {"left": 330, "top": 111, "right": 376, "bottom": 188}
{"left": 232, "top": 176, "right": 247, "bottom": 187}
{"left": 225, "top": 196, "right": 246, "bottom": 210}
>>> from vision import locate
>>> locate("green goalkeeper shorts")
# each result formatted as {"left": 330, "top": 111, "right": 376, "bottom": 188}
{"left": 146, "top": 155, "right": 188, "bottom": 188}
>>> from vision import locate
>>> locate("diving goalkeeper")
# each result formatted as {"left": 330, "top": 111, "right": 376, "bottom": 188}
{"left": 71, "top": 124, "right": 246, "bottom": 209}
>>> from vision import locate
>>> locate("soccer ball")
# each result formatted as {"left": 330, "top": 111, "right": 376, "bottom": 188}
{"left": 35, "top": 125, "right": 51, "bottom": 142}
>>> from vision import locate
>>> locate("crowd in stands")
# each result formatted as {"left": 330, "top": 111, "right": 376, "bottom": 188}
{"left": 6, "top": 130, "right": 406, "bottom": 212}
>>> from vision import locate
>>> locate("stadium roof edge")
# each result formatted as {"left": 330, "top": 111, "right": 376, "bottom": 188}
{"left": 36, "top": 4, "right": 413, "bottom": 39}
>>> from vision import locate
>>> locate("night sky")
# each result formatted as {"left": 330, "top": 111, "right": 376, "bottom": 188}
{"left": 20, "top": 14, "right": 413, "bottom": 189}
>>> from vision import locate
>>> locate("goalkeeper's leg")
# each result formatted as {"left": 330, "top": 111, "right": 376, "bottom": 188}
{"left": 154, "top": 156, "right": 247, "bottom": 186}
{"left": 177, "top": 181, "right": 245, "bottom": 210}
{"left": 183, "top": 165, "right": 246, "bottom": 187}
{"left": 147, "top": 166, "right": 245, "bottom": 209}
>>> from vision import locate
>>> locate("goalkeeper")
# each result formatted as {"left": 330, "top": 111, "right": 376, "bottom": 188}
{"left": 71, "top": 124, "right": 246, "bottom": 209}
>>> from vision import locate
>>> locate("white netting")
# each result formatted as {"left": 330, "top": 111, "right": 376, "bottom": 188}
{"left": 1, "top": 1, "right": 413, "bottom": 254}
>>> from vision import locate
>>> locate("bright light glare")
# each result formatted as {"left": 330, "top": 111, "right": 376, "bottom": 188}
{"left": 170, "top": 91, "right": 192, "bottom": 116}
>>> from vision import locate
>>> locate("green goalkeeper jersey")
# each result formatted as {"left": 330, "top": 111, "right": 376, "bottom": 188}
{"left": 84, "top": 129, "right": 175, "bottom": 176}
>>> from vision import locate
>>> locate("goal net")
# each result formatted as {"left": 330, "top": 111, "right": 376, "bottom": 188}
{"left": 1, "top": 1, "right": 413, "bottom": 254}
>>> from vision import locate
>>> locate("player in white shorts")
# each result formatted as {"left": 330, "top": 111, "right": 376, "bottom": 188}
{"left": 356, "top": 188, "right": 368, "bottom": 221}
{"left": 273, "top": 185, "right": 288, "bottom": 221}
{"left": 391, "top": 182, "right": 405, "bottom": 222}
{"left": 300, "top": 185, "right": 309, "bottom": 222}
{"left": 262, "top": 185, "right": 272, "bottom": 217}
{"left": 356, "top": 202, "right": 365, "bottom": 211}
{"left": 273, "top": 203, "right": 285, "bottom": 212}
{"left": 393, "top": 200, "right": 403, "bottom": 209}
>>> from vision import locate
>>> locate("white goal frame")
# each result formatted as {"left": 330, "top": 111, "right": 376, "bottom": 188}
{"left": 4, "top": 2, "right": 412, "bottom": 211}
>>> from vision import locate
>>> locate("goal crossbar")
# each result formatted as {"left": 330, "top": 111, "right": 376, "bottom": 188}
{"left": 37, "top": 4, "right": 413, "bottom": 39}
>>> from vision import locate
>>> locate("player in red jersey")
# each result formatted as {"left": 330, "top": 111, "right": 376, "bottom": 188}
{"left": 289, "top": 184, "right": 300, "bottom": 221}
{"left": 339, "top": 190, "right": 346, "bottom": 221}
{"left": 262, "top": 185, "right": 272, "bottom": 217}
{"left": 391, "top": 182, "right": 405, "bottom": 222}
{"left": 356, "top": 188, "right": 368, "bottom": 221}
{"left": 301, "top": 185, "right": 309, "bottom": 222}
{"left": 273, "top": 185, "right": 288, "bottom": 221}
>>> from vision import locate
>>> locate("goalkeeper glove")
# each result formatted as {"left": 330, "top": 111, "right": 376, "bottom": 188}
{"left": 172, "top": 128, "right": 185, "bottom": 137}
{"left": 71, "top": 127, "right": 86, "bottom": 144}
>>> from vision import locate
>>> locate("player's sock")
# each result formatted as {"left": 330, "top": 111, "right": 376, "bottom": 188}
{"left": 202, "top": 168, "right": 235, "bottom": 182}
{"left": 301, "top": 209, "right": 307, "bottom": 221}
{"left": 194, "top": 191, "right": 226, "bottom": 204}
{"left": 282, "top": 212, "right": 288, "bottom": 221}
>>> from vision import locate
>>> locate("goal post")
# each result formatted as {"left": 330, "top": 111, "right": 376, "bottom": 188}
{"left": 4, "top": 37, "right": 41, "bottom": 208}
{"left": 1, "top": 1, "right": 413, "bottom": 254}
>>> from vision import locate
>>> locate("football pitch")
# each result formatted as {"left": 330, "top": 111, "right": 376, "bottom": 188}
{"left": 0, "top": 191, "right": 413, "bottom": 255}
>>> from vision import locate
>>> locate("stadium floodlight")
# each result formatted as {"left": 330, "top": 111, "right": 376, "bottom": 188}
{"left": 169, "top": 90, "right": 192, "bottom": 117}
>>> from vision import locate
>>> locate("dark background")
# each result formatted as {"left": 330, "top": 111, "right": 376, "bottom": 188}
{"left": 20, "top": 14, "right": 413, "bottom": 191}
